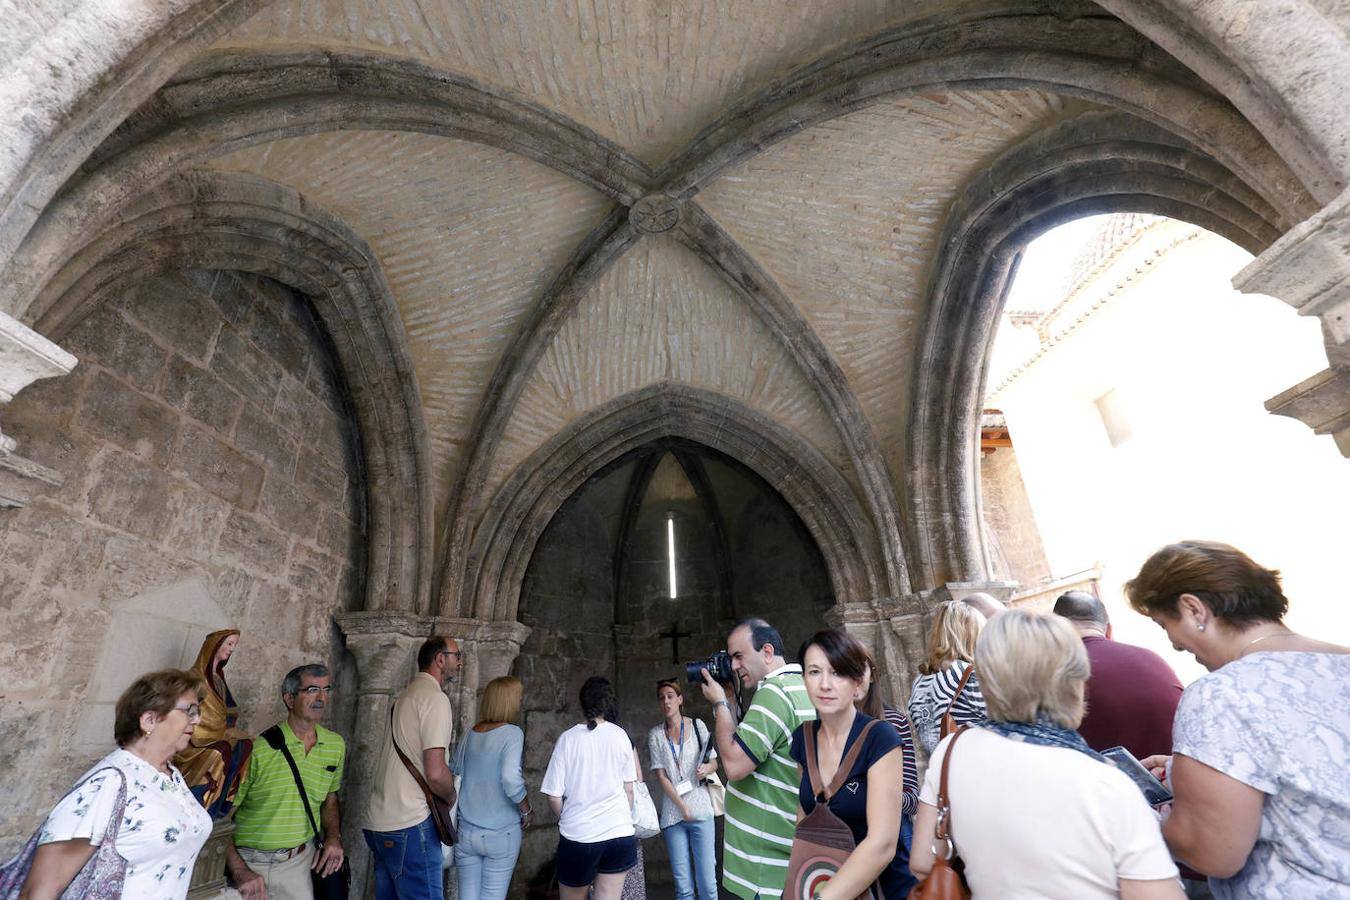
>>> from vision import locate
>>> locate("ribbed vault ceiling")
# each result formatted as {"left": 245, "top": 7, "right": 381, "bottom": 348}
{"left": 212, "top": 0, "right": 949, "bottom": 165}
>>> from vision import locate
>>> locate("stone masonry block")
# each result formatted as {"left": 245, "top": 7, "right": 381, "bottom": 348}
{"left": 271, "top": 373, "right": 312, "bottom": 439}
{"left": 210, "top": 328, "right": 284, "bottom": 413}
{"left": 122, "top": 275, "right": 222, "bottom": 363}
{"left": 246, "top": 299, "right": 310, "bottom": 377}
{"left": 172, "top": 423, "right": 263, "bottom": 509}
{"left": 304, "top": 351, "right": 347, "bottom": 414}
{"left": 187, "top": 269, "right": 254, "bottom": 327}
{"left": 295, "top": 451, "right": 346, "bottom": 508}
{"left": 258, "top": 475, "right": 319, "bottom": 540}
{"left": 244, "top": 579, "right": 304, "bottom": 654}
{"left": 85, "top": 448, "right": 176, "bottom": 540}
{"left": 63, "top": 304, "right": 165, "bottom": 391}
{"left": 163, "top": 485, "right": 233, "bottom": 562}
{"left": 217, "top": 509, "right": 290, "bottom": 574}
{"left": 233, "top": 403, "right": 299, "bottom": 477}
{"left": 158, "top": 354, "right": 244, "bottom": 431}
{"left": 288, "top": 542, "right": 338, "bottom": 594}
{"left": 76, "top": 370, "right": 178, "bottom": 465}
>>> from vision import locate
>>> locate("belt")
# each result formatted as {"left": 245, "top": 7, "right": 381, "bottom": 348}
{"left": 241, "top": 842, "right": 310, "bottom": 861}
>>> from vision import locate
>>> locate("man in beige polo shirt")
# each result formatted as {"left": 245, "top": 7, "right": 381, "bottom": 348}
{"left": 362, "top": 635, "right": 462, "bottom": 900}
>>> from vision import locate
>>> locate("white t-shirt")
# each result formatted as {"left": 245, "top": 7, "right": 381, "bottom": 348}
{"left": 920, "top": 728, "right": 1178, "bottom": 899}
{"left": 541, "top": 721, "right": 636, "bottom": 843}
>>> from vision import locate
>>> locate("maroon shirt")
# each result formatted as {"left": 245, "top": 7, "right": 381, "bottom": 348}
{"left": 1077, "top": 635, "right": 1183, "bottom": 759}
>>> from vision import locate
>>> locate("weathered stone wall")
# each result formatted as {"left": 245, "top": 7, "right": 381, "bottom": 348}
{"left": 979, "top": 446, "right": 1052, "bottom": 588}
{"left": 0, "top": 269, "right": 366, "bottom": 856}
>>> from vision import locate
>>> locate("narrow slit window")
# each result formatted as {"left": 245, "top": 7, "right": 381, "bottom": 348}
{"left": 667, "top": 515, "right": 678, "bottom": 600}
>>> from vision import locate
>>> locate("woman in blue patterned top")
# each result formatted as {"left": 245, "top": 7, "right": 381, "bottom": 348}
{"left": 1127, "top": 540, "right": 1350, "bottom": 899}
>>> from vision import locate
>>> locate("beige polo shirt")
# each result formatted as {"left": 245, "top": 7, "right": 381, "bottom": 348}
{"left": 365, "top": 672, "right": 453, "bottom": 832}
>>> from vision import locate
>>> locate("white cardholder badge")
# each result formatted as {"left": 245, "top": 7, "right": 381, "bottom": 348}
{"left": 675, "top": 779, "right": 695, "bottom": 796}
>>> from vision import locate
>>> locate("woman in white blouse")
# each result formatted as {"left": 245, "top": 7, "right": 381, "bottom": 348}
{"left": 647, "top": 679, "right": 718, "bottom": 900}
{"left": 911, "top": 610, "right": 1183, "bottom": 900}
{"left": 21, "top": 669, "right": 214, "bottom": 900}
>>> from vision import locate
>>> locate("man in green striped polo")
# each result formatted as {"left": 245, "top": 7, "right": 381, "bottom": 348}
{"left": 227, "top": 664, "right": 347, "bottom": 900}
{"left": 701, "top": 618, "right": 816, "bottom": 899}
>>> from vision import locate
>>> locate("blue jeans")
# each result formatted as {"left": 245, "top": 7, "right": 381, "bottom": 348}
{"left": 453, "top": 820, "right": 521, "bottom": 900}
{"left": 662, "top": 818, "right": 717, "bottom": 900}
{"left": 363, "top": 815, "right": 444, "bottom": 900}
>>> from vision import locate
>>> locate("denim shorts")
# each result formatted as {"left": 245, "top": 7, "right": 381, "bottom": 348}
{"left": 555, "top": 834, "right": 637, "bottom": 887}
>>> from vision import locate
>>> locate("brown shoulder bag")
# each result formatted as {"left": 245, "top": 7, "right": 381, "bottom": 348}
{"left": 911, "top": 726, "right": 971, "bottom": 900}
{"left": 785, "top": 718, "right": 882, "bottom": 900}
{"left": 939, "top": 665, "right": 975, "bottom": 740}
{"left": 388, "top": 706, "right": 458, "bottom": 846}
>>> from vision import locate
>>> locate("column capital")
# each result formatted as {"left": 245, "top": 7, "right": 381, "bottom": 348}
{"left": 930, "top": 581, "right": 1018, "bottom": 605}
{"left": 1237, "top": 187, "right": 1350, "bottom": 457}
{"left": 0, "top": 310, "right": 77, "bottom": 507}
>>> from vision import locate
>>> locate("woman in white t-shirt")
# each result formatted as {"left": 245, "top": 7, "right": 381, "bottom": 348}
{"left": 910, "top": 610, "right": 1183, "bottom": 900}
{"left": 542, "top": 676, "right": 638, "bottom": 900}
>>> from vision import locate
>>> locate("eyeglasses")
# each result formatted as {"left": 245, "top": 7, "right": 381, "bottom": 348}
{"left": 297, "top": 686, "right": 333, "bottom": 696}
{"left": 174, "top": 704, "right": 202, "bottom": 720}
{"left": 440, "top": 650, "right": 462, "bottom": 659}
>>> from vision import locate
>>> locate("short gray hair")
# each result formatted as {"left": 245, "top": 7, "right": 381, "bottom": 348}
{"left": 975, "top": 609, "right": 1089, "bottom": 729}
{"left": 282, "top": 663, "right": 329, "bottom": 696}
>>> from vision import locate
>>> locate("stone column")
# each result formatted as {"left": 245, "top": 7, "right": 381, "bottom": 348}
{"left": 336, "top": 612, "right": 532, "bottom": 897}
{"left": 1236, "top": 185, "right": 1350, "bottom": 456}
{"left": 336, "top": 611, "right": 435, "bottom": 898}
{"left": 0, "top": 310, "right": 77, "bottom": 506}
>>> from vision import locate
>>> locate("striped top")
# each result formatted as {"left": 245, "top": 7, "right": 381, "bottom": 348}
{"left": 723, "top": 663, "right": 816, "bottom": 900}
{"left": 232, "top": 721, "right": 345, "bottom": 850}
{"left": 908, "top": 660, "right": 987, "bottom": 754}
{"left": 882, "top": 704, "right": 920, "bottom": 817}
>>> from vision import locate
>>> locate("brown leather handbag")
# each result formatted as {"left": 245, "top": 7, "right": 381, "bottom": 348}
{"left": 939, "top": 665, "right": 975, "bottom": 740}
{"left": 389, "top": 707, "right": 458, "bottom": 846}
{"left": 785, "top": 719, "right": 882, "bottom": 900}
{"left": 911, "top": 726, "right": 971, "bottom": 900}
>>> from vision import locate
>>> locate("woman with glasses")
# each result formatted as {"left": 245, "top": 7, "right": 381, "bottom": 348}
{"left": 17, "top": 669, "right": 213, "bottom": 899}
{"left": 647, "top": 679, "right": 718, "bottom": 900}
{"left": 174, "top": 627, "right": 254, "bottom": 817}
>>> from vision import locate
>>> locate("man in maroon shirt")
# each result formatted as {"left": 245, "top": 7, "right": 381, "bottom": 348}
{"left": 1053, "top": 590, "right": 1183, "bottom": 760}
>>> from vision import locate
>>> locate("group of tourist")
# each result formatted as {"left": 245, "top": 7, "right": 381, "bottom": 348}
{"left": 6, "top": 539, "right": 1348, "bottom": 900}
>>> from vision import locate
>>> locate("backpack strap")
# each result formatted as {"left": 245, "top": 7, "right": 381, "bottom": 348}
{"left": 934, "top": 725, "right": 970, "bottom": 845}
{"left": 823, "top": 719, "right": 880, "bottom": 801}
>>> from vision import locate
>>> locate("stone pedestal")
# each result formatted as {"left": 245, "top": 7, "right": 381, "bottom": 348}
{"left": 336, "top": 612, "right": 531, "bottom": 899}
{"left": 0, "top": 310, "right": 76, "bottom": 506}
{"left": 1237, "top": 185, "right": 1350, "bottom": 456}
{"left": 187, "top": 818, "right": 236, "bottom": 898}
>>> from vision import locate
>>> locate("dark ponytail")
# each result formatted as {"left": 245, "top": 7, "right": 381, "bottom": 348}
{"left": 579, "top": 676, "right": 616, "bottom": 731}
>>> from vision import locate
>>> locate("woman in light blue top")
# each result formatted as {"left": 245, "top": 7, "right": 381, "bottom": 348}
{"left": 451, "top": 676, "right": 531, "bottom": 900}
{"left": 647, "top": 679, "right": 718, "bottom": 900}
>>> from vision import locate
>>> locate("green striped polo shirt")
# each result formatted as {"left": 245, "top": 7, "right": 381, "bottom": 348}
{"left": 724, "top": 663, "right": 816, "bottom": 900}
{"left": 232, "top": 721, "right": 345, "bottom": 850}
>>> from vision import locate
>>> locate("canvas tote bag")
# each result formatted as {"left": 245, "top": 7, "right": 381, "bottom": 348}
{"left": 784, "top": 719, "right": 882, "bottom": 900}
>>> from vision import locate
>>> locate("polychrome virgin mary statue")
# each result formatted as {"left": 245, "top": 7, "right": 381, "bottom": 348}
{"left": 174, "top": 628, "right": 253, "bottom": 817}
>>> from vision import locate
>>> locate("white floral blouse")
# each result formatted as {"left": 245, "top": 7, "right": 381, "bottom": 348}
{"left": 40, "top": 748, "right": 212, "bottom": 900}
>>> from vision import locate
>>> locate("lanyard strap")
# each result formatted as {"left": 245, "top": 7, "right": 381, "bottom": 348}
{"left": 666, "top": 718, "right": 686, "bottom": 775}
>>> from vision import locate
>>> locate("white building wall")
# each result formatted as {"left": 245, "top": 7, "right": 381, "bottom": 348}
{"left": 990, "top": 222, "right": 1350, "bottom": 682}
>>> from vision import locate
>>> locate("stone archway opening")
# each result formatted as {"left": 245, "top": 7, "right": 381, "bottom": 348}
{"left": 510, "top": 437, "right": 833, "bottom": 896}
{"left": 979, "top": 211, "right": 1350, "bottom": 678}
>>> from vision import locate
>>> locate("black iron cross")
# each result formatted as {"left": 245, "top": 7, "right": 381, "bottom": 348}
{"left": 659, "top": 620, "right": 692, "bottom": 664}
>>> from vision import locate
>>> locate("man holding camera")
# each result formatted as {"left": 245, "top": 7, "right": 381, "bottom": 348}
{"left": 700, "top": 617, "right": 816, "bottom": 900}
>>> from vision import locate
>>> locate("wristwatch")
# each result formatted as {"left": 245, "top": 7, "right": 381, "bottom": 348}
{"left": 713, "top": 699, "right": 730, "bottom": 716}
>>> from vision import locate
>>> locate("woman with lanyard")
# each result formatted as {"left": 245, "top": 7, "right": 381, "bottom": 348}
{"left": 647, "top": 679, "right": 719, "bottom": 900}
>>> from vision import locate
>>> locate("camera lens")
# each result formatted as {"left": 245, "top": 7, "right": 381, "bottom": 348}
{"left": 685, "top": 660, "right": 707, "bottom": 684}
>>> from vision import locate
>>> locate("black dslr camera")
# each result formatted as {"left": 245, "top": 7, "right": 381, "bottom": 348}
{"left": 685, "top": 649, "right": 734, "bottom": 684}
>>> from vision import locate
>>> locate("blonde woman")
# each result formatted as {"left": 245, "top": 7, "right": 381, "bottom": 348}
{"left": 451, "top": 676, "right": 530, "bottom": 900}
{"left": 907, "top": 600, "right": 987, "bottom": 752}
{"left": 911, "top": 611, "right": 1183, "bottom": 899}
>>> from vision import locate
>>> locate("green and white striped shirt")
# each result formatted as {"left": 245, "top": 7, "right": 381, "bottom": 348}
{"left": 724, "top": 663, "right": 816, "bottom": 900}
{"left": 232, "top": 721, "right": 345, "bottom": 850}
